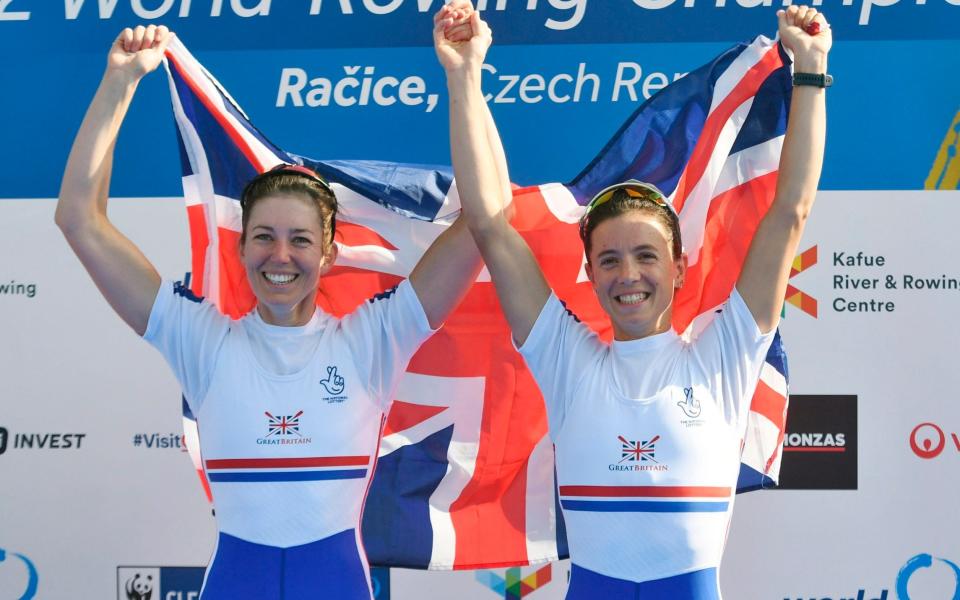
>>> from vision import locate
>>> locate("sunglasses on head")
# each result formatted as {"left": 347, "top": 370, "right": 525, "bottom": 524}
{"left": 578, "top": 180, "right": 677, "bottom": 240}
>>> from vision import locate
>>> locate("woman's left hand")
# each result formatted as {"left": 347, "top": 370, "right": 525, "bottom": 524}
{"left": 433, "top": 1, "right": 491, "bottom": 73}
{"left": 777, "top": 5, "right": 832, "bottom": 70}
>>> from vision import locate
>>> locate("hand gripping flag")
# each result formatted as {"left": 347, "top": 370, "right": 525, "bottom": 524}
{"left": 163, "top": 33, "right": 791, "bottom": 569}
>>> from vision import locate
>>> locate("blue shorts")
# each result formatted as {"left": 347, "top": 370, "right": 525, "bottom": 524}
{"left": 200, "top": 529, "right": 370, "bottom": 599}
{"left": 566, "top": 564, "right": 720, "bottom": 600}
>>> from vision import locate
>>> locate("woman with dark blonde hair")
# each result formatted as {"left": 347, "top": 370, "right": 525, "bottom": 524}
{"left": 57, "top": 13, "right": 499, "bottom": 598}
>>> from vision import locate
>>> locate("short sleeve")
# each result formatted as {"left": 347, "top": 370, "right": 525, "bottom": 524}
{"left": 142, "top": 281, "right": 230, "bottom": 414}
{"left": 339, "top": 279, "right": 436, "bottom": 410}
{"left": 515, "top": 293, "right": 605, "bottom": 439}
{"left": 693, "top": 288, "right": 776, "bottom": 426}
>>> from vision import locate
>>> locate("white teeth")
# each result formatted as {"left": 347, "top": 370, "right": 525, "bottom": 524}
{"left": 617, "top": 293, "right": 648, "bottom": 305}
{"left": 265, "top": 273, "right": 296, "bottom": 284}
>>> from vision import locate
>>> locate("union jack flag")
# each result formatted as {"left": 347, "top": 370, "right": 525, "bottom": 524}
{"left": 265, "top": 411, "right": 303, "bottom": 437}
{"left": 619, "top": 435, "right": 659, "bottom": 463}
{"left": 164, "top": 31, "right": 791, "bottom": 569}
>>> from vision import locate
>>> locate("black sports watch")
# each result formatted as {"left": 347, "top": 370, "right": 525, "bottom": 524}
{"left": 792, "top": 72, "right": 833, "bottom": 88}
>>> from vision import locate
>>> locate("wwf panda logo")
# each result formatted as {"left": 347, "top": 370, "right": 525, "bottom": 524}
{"left": 125, "top": 573, "right": 153, "bottom": 600}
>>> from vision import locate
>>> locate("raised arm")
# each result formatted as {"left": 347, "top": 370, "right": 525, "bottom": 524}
{"left": 736, "top": 6, "right": 831, "bottom": 333}
{"left": 435, "top": 5, "right": 551, "bottom": 346}
{"left": 56, "top": 25, "right": 173, "bottom": 336}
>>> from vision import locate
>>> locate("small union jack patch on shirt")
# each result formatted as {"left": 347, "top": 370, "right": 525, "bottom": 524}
{"left": 618, "top": 435, "right": 660, "bottom": 463}
{"left": 265, "top": 411, "right": 303, "bottom": 437}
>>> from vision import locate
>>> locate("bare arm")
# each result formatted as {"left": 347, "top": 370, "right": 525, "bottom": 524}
{"left": 736, "top": 6, "right": 831, "bottom": 333}
{"left": 56, "top": 25, "right": 173, "bottom": 336}
{"left": 406, "top": 6, "right": 489, "bottom": 329}
{"left": 437, "top": 7, "right": 550, "bottom": 346}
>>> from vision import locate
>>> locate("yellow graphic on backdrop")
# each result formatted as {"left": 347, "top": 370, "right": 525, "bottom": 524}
{"left": 926, "top": 109, "right": 960, "bottom": 190}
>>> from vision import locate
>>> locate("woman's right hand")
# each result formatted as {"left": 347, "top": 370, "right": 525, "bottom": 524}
{"left": 107, "top": 25, "right": 173, "bottom": 82}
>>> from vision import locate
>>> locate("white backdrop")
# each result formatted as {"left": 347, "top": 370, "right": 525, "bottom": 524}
{"left": 2, "top": 191, "right": 958, "bottom": 599}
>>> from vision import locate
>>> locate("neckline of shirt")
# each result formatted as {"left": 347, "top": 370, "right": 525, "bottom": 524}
{"left": 610, "top": 328, "right": 678, "bottom": 355}
{"left": 240, "top": 306, "right": 331, "bottom": 379}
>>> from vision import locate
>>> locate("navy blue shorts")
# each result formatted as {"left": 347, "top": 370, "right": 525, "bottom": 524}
{"left": 566, "top": 564, "right": 720, "bottom": 599}
{"left": 200, "top": 529, "right": 370, "bottom": 599}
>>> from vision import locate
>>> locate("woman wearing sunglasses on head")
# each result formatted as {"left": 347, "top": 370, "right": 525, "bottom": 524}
{"left": 437, "top": 3, "right": 830, "bottom": 598}
{"left": 56, "top": 17, "right": 498, "bottom": 599}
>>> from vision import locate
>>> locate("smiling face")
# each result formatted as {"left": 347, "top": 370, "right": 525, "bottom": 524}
{"left": 585, "top": 210, "right": 687, "bottom": 341}
{"left": 239, "top": 193, "right": 337, "bottom": 326}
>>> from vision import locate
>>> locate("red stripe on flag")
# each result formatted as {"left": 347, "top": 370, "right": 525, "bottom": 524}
{"left": 206, "top": 456, "right": 370, "bottom": 469}
{"left": 673, "top": 170, "right": 779, "bottom": 331}
{"left": 165, "top": 51, "right": 268, "bottom": 173}
{"left": 334, "top": 222, "right": 399, "bottom": 250}
{"left": 402, "top": 188, "right": 570, "bottom": 568}
{"left": 186, "top": 204, "right": 209, "bottom": 296}
{"left": 672, "top": 44, "right": 784, "bottom": 213}
{"left": 214, "top": 227, "right": 255, "bottom": 319}
{"left": 382, "top": 401, "right": 448, "bottom": 437}
{"left": 559, "top": 485, "right": 731, "bottom": 497}
{"left": 749, "top": 378, "right": 788, "bottom": 430}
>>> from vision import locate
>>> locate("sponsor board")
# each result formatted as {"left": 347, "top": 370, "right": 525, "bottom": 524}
{"left": 131, "top": 433, "right": 187, "bottom": 450}
{"left": 476, "top": 564, "right": 553, "bottom": 599}
{"left": 117, "top": 566, "right": 204, "bottom": 600}
{"left": 910, "top": 422, "right": 960, "bottom": 460}
{"left": 0, "top": 427, "right": 86, "bottom": 455}
{"left": 782, "top": 552, "right": 960, "bottom": 599}
{"left": 0, "top": 546, "right": 38, "bottom": 600}
{"left": 777, "top": 395, "right": 857, "bottom": 490}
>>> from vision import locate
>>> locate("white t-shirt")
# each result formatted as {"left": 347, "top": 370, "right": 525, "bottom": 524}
{"left": 518, "top": 289, "right": 774, "bottom": 583}
{"left": 144, "top": 280, "right": 434, "bottom": 548}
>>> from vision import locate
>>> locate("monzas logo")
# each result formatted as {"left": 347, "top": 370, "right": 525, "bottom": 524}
{"left": 782, "top": 431, "right": 846, "bottom": 452}
{"left": 0, "top": 546, "right": 38, "bottom": 600}
{"left": 475, "top": 564, "right": 552, "bottom": 599}
{"left": 257, "top": 411, "right": 311, "bottom": 446}
{"left": 777, "top": 395, "right": 857, "bottom": 490}
{"left": 117, "top": 567, "right": 204, "bottom": 600}
{"left": 910, "top": 422, "right": 959, "bottom": 459}
{"left": 320, "top": 366, "right": 348, "bottom": 403}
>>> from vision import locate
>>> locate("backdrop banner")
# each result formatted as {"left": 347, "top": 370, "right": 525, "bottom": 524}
{"left": 1, "top": 3, "right": 959, "bottom": 599}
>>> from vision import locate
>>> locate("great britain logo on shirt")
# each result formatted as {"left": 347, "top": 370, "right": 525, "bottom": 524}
{"left": 319, "top": 365, "right": 348, "bottom": 403}
{"left": 256, "top": 411, "right": 312, "bottom": 446}
{"left": 609, "top": 435, "right": 669, "bottom": 472}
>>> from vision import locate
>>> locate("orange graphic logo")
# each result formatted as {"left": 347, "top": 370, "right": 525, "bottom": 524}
{"left": 785, "top": 245, "right": 818, "bottom": 318}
